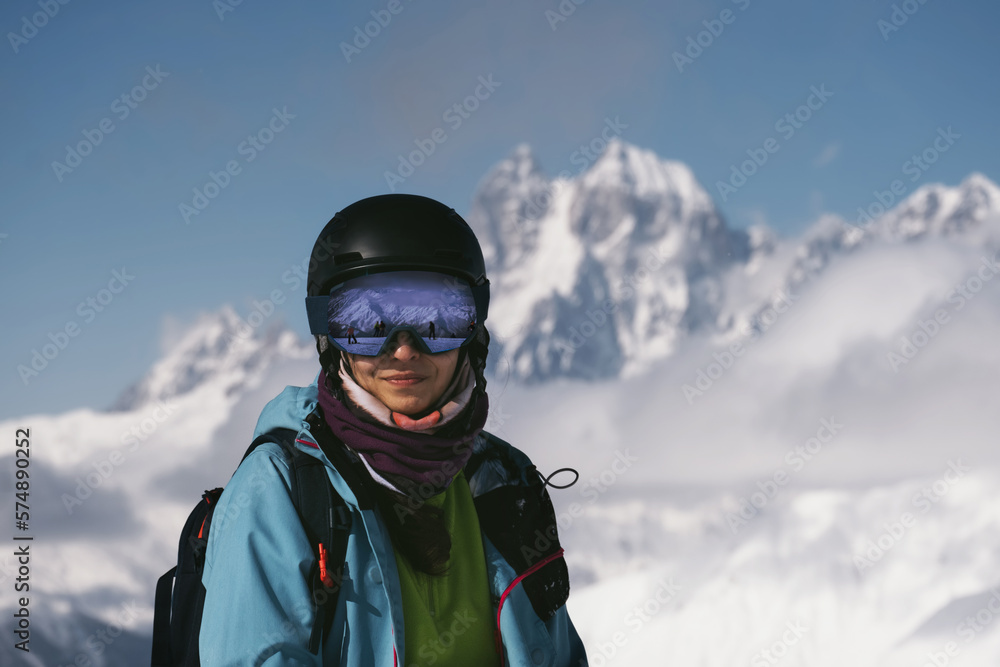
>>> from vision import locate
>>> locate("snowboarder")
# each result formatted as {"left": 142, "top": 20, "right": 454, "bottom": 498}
{"left": 346, "top": 324, "right": 358, "bottom": 344}
{"left": 199, "top": 194, "right": 588, "bottom": 666}
{"left": 428, "top": 321, "right": 436, "bottom": 340}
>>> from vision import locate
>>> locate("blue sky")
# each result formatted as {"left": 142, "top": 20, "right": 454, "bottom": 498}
{"left": 1, "top": 0, "right": 997, "bottom": 419}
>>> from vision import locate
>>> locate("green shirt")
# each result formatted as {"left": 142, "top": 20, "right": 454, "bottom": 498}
{"left": 393, "top": 471, "right": 502, "bottom": 667}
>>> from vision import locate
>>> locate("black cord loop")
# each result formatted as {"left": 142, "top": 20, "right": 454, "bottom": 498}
{"left": 537, "top": 467, "right": 579, "bottom": 490}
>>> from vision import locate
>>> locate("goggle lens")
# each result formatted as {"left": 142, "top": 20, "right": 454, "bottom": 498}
{"left": 306, "top": 270, "right": 478, "bottom": 357}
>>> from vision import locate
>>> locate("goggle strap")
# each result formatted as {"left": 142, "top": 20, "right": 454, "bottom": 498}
{"left": 305, "top": 296, "right": 331, "bottom": 334}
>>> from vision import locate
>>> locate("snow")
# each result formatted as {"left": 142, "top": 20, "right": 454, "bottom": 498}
{"left": 2, "top": 141, "right": 1000, "bottom": 665}
{"left": 561, "top": 472, "right": 1000, "bottom": 666}
{"left": 471, "top": 138, "right": 749, "bottom": 384}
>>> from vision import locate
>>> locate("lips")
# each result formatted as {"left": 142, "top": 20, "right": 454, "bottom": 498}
{"left": 382, "top": 372, "right": 426, "bottom": 386}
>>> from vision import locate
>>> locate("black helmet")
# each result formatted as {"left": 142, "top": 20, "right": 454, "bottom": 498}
{"left": 306, "top": 194, "right": 490, "bottom": 325}
{"left": 307, "top": 194, "right": 492, "bottom": 408}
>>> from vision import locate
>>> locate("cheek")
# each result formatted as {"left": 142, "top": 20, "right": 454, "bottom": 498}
{"left": 350, "top": 359, "right": 377, "bottom": 388}
{"left": 437, "top": 355, "right": 460, "bottom": 386}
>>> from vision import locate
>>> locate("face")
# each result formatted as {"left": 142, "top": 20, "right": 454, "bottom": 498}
{"left": 345, "top": 330, "right": 460, "bottom": 416}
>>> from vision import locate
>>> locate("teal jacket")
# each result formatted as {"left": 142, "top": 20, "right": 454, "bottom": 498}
{"left": 200, "top": 376, "right": 588, "bottom": 666}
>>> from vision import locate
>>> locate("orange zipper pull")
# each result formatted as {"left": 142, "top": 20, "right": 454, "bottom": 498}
{"left": 318, "top": 543, "right": 334, "bottom": 587}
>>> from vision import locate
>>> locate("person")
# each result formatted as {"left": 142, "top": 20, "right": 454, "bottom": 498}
{"left": 199, "top": 194, "right": 588, "bottom": 666}
{"left": 346, "top": 324, "right": 358, "bottom": 344}
{"left": 428, "top": 320, "right": 436, "bottom": 340}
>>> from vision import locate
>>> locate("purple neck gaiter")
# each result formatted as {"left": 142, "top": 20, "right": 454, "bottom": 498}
{"left": 315, "top": 369, "right": 489, "bottom": 496}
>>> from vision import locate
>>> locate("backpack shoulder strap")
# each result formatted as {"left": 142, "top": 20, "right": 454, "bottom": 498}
{"left": 151, "top": 423, "right": 355, "bottom": 667}
{"left": 151, "top": 565, "right": 176, "bottom": 665}
{"left": 241, "top": 424, "right": 352, "bottom": 654}
{"left": 240, "top": 427, "right": 298, "bottom": 465}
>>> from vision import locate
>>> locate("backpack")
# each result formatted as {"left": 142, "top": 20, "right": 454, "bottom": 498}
{"left": 150, "top": 423, "right": 352, "bottom": 666}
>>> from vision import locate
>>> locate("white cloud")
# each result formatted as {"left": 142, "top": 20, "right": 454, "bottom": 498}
{"left": 497, "top": 236, "right": 1000, "bottom": 489}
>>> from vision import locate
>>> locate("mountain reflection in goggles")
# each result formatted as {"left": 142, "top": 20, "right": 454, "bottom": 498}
{"left": 321, "top": 270, "right": 478, "bottom": 357}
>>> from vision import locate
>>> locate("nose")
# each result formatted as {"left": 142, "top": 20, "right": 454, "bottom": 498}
{"left": 387, "top": 330, "right": 419, "bottom": 357}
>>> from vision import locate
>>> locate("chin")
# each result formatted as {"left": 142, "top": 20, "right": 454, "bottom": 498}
{"left": 383, "top": 395, "right": 428, "bottom": 415}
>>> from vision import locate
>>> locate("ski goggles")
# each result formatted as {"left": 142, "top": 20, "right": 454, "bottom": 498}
{"left": 305, "top": 270, "right": 481, "bottom": 356}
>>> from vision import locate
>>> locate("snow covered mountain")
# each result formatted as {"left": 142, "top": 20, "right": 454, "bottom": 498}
{"left": 861, "top": 171, "right": 1000, "bottom": 243}
{"left": 711, "top": 172, "right": 1000, "bottom": 347}
{"left": 469, "top": 141, "right": 1000, "bottom": 385}
{"left": 2, "top": 142, "right": 999, "bottom": 666}
{"left": 109, "top": 305, "right": 312, "bottom": 411}
{"left": 468, "top": 139, "right": 751, "bottom": 382}
{"left": 0, "top": 310, "right": 318, "bottom": 666}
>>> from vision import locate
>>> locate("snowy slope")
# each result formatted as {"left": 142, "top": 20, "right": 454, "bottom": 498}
{"left": 562, "top": 474, "right": 1000, "bottom": 667}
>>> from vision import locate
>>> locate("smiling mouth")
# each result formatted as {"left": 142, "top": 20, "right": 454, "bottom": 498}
{"left": 382, "top": 374, "right": 426, "bottom": 386}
